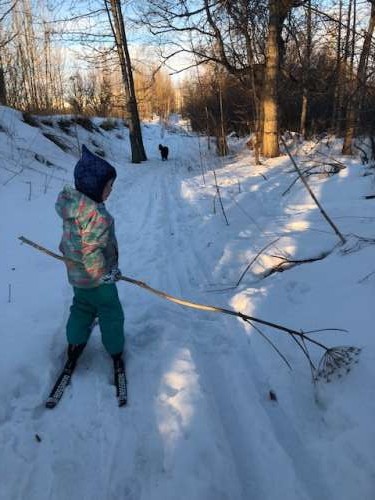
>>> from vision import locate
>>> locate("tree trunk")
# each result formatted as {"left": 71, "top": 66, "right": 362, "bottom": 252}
{"left": 300, "top": 0, "right": 311, "bottom": 139}
{"left": 262, "top": 0, "right": 292, "bottom": 157}
{"left": 342, "top": 1, "right": 375, "bottom": 155}
{"left": 217, "top": 82, "right": 228, "bottom": 156}
{"left": 331, "top": 0, "right": 343, "bottom": 133}
{"left": 262, "top": 1, "right": 281, "bottom": 157}
{"left": 245, "top": 32, "right": 261, "bottom": 164}
{"left": 106, "top": 0, "right": 147, "bottom": 163}
{"left": 336, "top": 0, "right": 353, "bottom": 134}
{"left": 0, "top": 53, "right": 7, "bottom": 106}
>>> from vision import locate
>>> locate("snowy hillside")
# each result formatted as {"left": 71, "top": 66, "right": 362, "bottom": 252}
{"left": 0, "top": 106, "right": 374, "bottom": 500}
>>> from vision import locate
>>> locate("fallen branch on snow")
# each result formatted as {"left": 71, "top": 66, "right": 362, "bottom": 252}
{"left": 208, "top": 238, "right": 281, "bottom": 292}
{"left": 19, "top": 236, "right": 360, "bottom": 383}
{"left": 262, "top": 250, "right": 333, "bottom": 277}
{"left": 281, "top": 138, "right": 346, "bottom": 245}
{"left": 283, "top": 162, "right": 345, "bottom": 197}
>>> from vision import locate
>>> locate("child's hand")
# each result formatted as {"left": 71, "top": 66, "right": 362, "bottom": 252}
{"left": 101, "top": 268, "right": 122, "bottom": 283}
{"left": 112, "top": 268, "right": 122, "bottom": 281}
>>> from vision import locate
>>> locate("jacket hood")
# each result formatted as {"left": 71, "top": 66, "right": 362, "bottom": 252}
{"left": 74, "top": 144, "right": 117, "bottom": 203}
{"left": 55, "top": 185, "right": 99, "bottom": 222}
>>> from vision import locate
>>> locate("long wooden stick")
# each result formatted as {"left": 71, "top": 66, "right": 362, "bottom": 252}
{"left": 18, "top": 235, "right": 344, "bottom": 350}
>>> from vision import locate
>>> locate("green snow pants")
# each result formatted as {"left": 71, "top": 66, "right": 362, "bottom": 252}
{"left": 66, "top": 283, "right": 125, "bottom": 355}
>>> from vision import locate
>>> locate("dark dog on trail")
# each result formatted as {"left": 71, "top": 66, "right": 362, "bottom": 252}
{"left": 159, "top": 144, "right": 169, "bottom": 161}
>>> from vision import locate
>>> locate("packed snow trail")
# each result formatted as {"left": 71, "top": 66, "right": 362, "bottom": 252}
{"left": 0, "top": 111, "right": 374, "bottom": 500}
{"left": 109, "top": 158, "right": 331, "bottom": 500}
{"left": 1, "top": 158, "right": 313, "bottom": 500}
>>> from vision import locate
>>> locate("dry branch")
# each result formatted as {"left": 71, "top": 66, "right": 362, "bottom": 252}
{"left": 207, "top": 238, "right": 281, "bottom": 292}
{"left": 262, "top": 250, "right": 333, "bottom": 277}
{"left": 19, "top": 236, "right": 360, "bottom": 382}
{"left": 213, "top": 170, "right": 229, "bottom": 225}
{"left": 281, "top": 138, "right": 346, "bottom": 245}
{"left": 235, "top": 238, "right": 280, "bottom": 286}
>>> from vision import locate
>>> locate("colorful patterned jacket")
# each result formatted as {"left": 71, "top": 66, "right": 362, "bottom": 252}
{"left": 56, "top": 186, "right": 118, "bottom": 288}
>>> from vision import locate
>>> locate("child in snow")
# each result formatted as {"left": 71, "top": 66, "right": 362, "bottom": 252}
{"left": 55, "top": 145, "right": 125, "bottom": 400}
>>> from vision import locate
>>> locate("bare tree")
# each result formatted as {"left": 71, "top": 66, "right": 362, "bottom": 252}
{"left": 142, "top": 0, "right": 311, "bottom": 158}
{"left": 0, "top": 1, "right": 18, "bottom": 106}
{"left": 342, "top": 0, "right": 375, "bottom": 154}
{"left": 262, "top": 1, "right": 307, "bottom": 157}
{"left": 105, "top": 0, "right": 147, "bottom": 163}
{"left": 331, "top": 0, "right": 343, "bottom": 133}
{"left": 300, "top": 0, "right": 311, "bottom": 138}
{"left": 141, "top": 0, "right": 268, "bottom": 156}
{"left": 68, "top": 72, "right": 88, "bottom": 114}
{"left": 0, "top": 0, "right": 66, "bottom": 111}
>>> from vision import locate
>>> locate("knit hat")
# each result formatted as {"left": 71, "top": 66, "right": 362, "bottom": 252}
{"left": 74, "top": 145, "right": 117, "bottom": 203}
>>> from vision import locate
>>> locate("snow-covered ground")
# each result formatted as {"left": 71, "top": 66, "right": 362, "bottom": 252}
{"left": 0, "top": 107, "right": 374, "bottom": 500}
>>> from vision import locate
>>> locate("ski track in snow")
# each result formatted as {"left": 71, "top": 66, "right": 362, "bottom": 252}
{"left": 108, "top": 157, "right": 326, "bottom": 500}
{"left": 1, "top": 115, "right": 374, "bottom": 500}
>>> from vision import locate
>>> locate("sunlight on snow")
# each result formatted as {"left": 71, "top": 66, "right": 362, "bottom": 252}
{"left": 213, "top": 247, "right": 234, "bottom": 275}
{"left": 259, "top": 242, "right": 296, "bottom": 268}
{"left": 339, "top": 166, "right": 349, "bottom": 178}
{"left": 157, "top": 349, "right": 198, "bottom": 450}
{"left": 180, "top": 182, "right": 201, "bottom": 202}
{"left": 284, "top": 220, "right": 310, "bottom": 232}
{"left": 230, "top": 289, "right": 266, "bottom": 322}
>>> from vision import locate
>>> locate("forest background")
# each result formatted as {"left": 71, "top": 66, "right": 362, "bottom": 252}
{"left": 0, "top": 0, "right": 374, "bottom": 162}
